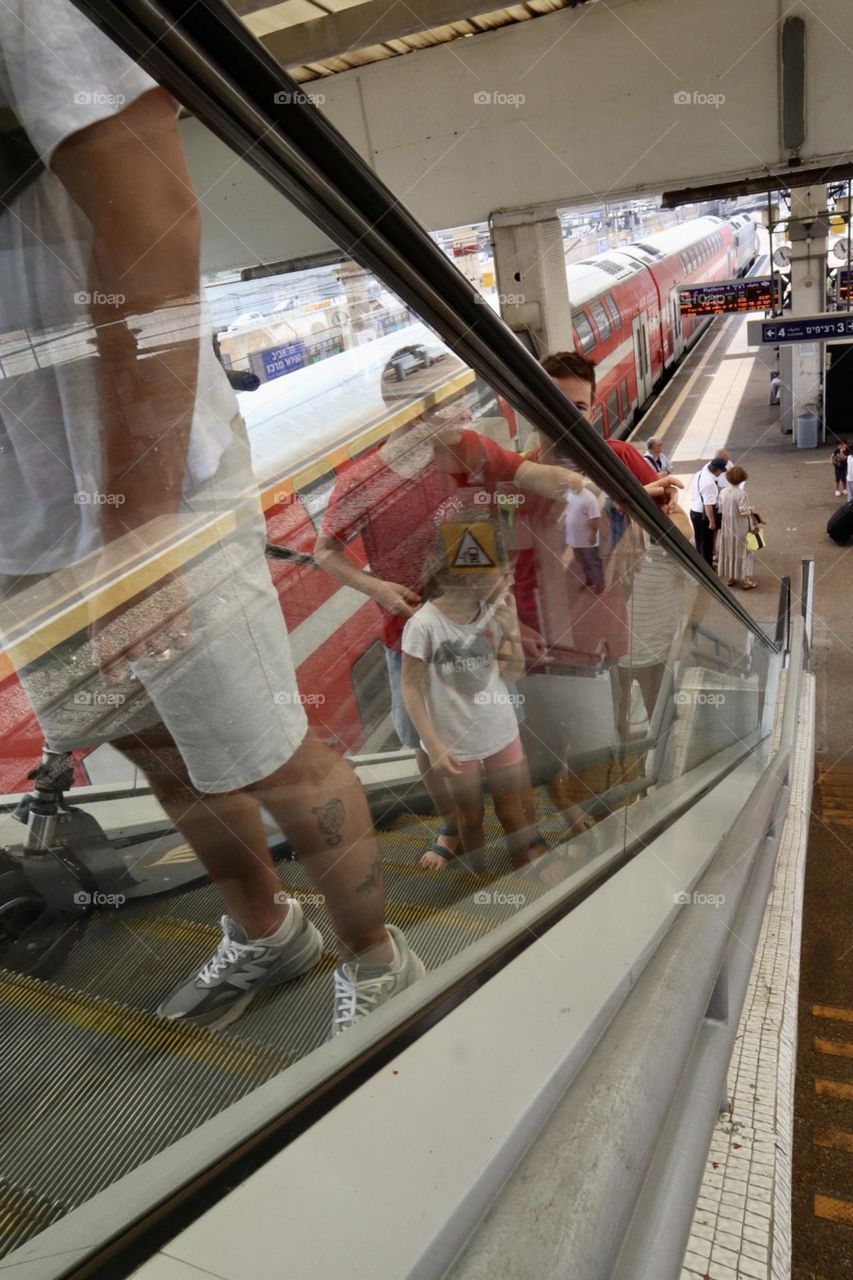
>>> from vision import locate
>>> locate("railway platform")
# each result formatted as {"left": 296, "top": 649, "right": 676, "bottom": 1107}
{"left": 632, "top": 296, "right": 853, "bottom": 1280}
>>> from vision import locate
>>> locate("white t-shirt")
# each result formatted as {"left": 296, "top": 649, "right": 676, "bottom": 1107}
{"left": 846, "top": 454, "right": 853, "bottom": 483}
{"left": 0, "top": 0, "right": 237, "bottom": 574}
{"left": 564, "top": 488, "right": 601, "bottom": 548}
{"left": 689, "top": 466, "right": 721, "bottom": 514}
{"left": 402, "top": 600, "right": 518, "bottom": 762}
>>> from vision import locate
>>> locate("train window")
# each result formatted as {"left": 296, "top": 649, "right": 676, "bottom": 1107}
{"left": 589, "top": 300, "right": 611, "bottom": 343}
{"left": 605, "top": 388, "right": 619, "bottom": 432}
{"left": 592, "top": 406, "right": 605, "bottom": 436}
{"left": 573, "top": 310, "right": 596, "bottom": 353}
{"left": 604, "top": 293, "right": 622, "bottom": 329}
{"left": 620, "top": 376, "right": 630, "bottom": 416}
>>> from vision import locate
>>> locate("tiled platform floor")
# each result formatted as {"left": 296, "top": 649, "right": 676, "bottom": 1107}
{"left": 681, "top": 674, "right": 814, "bottom": 1280}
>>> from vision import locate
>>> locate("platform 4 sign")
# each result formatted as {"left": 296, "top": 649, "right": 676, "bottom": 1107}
{"left": 746, "top": 313, "right": 853, "bottom": 345}
{"left": 679, "top": 276, "right": 777, "bottom": 318}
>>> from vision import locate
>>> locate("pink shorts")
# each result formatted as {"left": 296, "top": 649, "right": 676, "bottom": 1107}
{"left": 456, "top": 734, "right": 525, "bottom": 772}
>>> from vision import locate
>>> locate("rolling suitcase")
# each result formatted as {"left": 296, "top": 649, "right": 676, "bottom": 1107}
{"left": 827, "top": 501, "right": 853, "bottom": 545}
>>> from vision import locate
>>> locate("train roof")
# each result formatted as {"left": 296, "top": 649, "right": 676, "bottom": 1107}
{"left": 621, "top": 216, "right": 728, "bottom": 259}
{"left": 566, "top": 216, "right": 736, "bottom": 305}
{"left": 565, "top": 254, "right": 645, "bottom": 306}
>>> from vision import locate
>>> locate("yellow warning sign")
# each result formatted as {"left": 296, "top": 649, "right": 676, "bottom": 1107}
{"left": 440, "top": 520, "right": 503, "bottom": 573}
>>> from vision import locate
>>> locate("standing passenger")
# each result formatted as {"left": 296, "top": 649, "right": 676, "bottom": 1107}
{"left": 688, "top": 459, "right": 727, "bottom": 565}
{"left": 831, "top": 442, "right": 848, "bottom": 498}
{"left": 718, "top": 466, "right": 758, "bottom": 590}
{"left": 643, "top": 438, "right": 672, "bottom": 475}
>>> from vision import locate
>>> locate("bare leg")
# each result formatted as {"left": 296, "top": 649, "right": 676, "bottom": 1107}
{"left": 246, "top": 730, "right": 390, "bottom": 959}
{"left": 547, "top": 771, "right": 591, "bottom": 838}
{"left": 487, "top": 760, "right": 537, "bottom": 869}
{"left": 113, "top": 725, "right": 391, "bottom": 960}
{"left": 112, "top": 727, "right": 286, "bottom": 939}
{"left": 415, "top": 746, "right": 460, "bottom": 868}
{"left": 445, "top": 769, "right": 487, "bottom": 874}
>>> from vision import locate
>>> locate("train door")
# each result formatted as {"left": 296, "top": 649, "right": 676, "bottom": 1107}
{"left": 632, "top": 311, "right": 653, "bottom": 405}
{"left": 670, "top": 287, "right": 684, "bottom": 361}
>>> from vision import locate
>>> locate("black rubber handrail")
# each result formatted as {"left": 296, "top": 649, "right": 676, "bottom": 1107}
{"left": 776, "top": 574, "right": 792, "bottom": 650}
{"left": 71, "top": 0, "right": 777, "bottom": 653}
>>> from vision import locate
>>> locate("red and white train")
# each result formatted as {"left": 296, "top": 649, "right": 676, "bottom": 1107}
{"left": 0, "top": 214, "right": 757, "bottom": 792}
{"left": 563, "top": 214, "right": 757, "bottom": 438}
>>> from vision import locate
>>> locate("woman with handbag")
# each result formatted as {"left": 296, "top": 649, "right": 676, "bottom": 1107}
{"left": 718, "top": 466, "right": 759, "bottom": 590}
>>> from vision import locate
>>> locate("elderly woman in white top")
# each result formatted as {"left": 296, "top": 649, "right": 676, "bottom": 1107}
{"left": 717, "top": 465, "right": 757, "bottom": 590}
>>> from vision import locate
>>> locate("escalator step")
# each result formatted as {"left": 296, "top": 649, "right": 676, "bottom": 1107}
{"left": 0, "top": 1180, "right": 69, "bottom": 1257}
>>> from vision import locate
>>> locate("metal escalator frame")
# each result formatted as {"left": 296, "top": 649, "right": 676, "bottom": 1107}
{"left": 67, "top": 0, "right": 777, "bottom": 656}
{"left": 450, "top": 603, "right": 811, "bottom": 1280}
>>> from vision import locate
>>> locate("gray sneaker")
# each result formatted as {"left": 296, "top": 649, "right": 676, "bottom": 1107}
{"left": 331, "top": 924, "right": 425, "bottom": 1037}
{"left": 157, "top": 898, "right": 323, "bottom": 1030}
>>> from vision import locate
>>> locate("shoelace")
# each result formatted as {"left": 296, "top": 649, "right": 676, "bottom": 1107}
{"left": 333, "top": 965, "right": 395, "bottom": 1029}
{"left": 198, "top": 935, "right": 262, "bottom": 986}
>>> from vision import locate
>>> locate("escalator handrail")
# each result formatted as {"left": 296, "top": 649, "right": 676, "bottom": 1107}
{"left": 775, "top": 573, "right": 791, "bottom": 650}
{"left": 71, "top": 0, "right": 778, "bottom": 653}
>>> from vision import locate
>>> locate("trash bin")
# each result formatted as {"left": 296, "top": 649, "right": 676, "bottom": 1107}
{"left": 796, "top": 412, "right": 819, "bottom": 448}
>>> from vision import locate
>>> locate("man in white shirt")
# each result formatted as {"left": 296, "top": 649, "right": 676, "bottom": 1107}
{"left": 643, "top": 438, "right": 672, "bottom": 475}
{"left": 689, "top": 459, "right": 727, "bottom": 564}
{"left": 846, "top": 449, "right": 853, "bottom": 503}
{"left": 563, "top": 484, "right": 604, "bottom": 592}
{"left": 0, "top": 0, "right": 423, "bottom": 1032}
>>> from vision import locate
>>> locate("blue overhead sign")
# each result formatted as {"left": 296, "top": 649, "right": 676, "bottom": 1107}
{"left": 746, "top": 313, "right": 853, "bottom": 346}
{"left": 261, "top": 341, "right": 306, "bottom": 380}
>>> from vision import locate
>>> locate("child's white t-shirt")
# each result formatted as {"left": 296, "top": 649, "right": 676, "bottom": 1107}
{"left": 402, "top": 601, "right": 518, "bottom": 761}
{"left": 564, "top": 488, "right": 601, "bottom": 548}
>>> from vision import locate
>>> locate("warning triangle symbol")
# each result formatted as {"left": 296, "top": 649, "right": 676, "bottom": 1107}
{"left": 453, "top": 528, "right": 496, "bottom": 568}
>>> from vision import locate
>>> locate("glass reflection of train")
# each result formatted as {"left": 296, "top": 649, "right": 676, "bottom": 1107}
{"left": 0, "top": 214, "right": 757, "bottom": 792}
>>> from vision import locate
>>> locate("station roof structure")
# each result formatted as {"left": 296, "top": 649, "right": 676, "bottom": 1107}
{"left": 230, "top": 0, "right": 590, "bottom": 80}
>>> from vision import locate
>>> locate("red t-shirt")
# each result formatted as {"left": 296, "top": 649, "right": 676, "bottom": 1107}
{"left": 321, "top": 430, "right": 523, "bottom": 649}
{"left": 605, "top": 439, "right": 660, "bottom": 492}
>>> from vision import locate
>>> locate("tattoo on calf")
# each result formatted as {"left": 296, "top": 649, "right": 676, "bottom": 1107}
{"left": 312, "top": 798, "right": 346, "bottom": 846}
{"left": 355, "top": 857, "right": 383, "bottom": 895}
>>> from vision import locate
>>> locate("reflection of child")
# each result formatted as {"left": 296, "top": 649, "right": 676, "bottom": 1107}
{"left": 562, "top": 482, "right": 604, "bottom": 593}
{"left": 402, "top": 541, "right": 544, "bottom": 874}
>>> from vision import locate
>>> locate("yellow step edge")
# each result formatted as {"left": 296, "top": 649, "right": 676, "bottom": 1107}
{"left": 816, "top": 1037, "right": 853, "bottom": 1060}
{"left": 815, "top": 1194, "right": 853, "bottom": 1227}
{"left": 816, "top": 1079, "right": 853, "bottom": 1101}
{"left": 814, "top": 1006, "right": 853, "bottom": 1025}
{"left": 814, "top": 1129, "right": 853, "bottom": 1154}
{"left": 0, "top": 973, "right": 289, "bottom": 1078}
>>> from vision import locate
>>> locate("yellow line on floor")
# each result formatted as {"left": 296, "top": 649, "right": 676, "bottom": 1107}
{"left": 814, "top": 1129, "right": 853, "bottom": 1154}
{"left": 814, "top": 1006, "right": 853, "bottom": 1025}
{"left": 816, "top": 1037, "right": 853, "bottom": 1059}
{"left": 815, "top": 1194, "right": 853, "bottom": 1227}
{"left": 0, "top": 973, "right": 288, "bottom": 1077}
{"left": 816, "top": 1079, "right": 853, "bottom": 1101}
{"left": 635, "top": 319, "right": 731, "bottom": 448}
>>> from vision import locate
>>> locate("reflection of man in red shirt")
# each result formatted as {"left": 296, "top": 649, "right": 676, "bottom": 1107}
{"left": 315, "top": 347, "right": 578, "bottom": 863}
{"left": 511, "top": 351, "right": 682, "bottom": 826}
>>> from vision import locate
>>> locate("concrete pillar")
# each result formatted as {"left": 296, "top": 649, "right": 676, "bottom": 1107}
{"left": 490, "top": 209, "right": 573, "bottom": 358}
{"left": 780, "top": 185, "right": 829, "bottom": 438}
